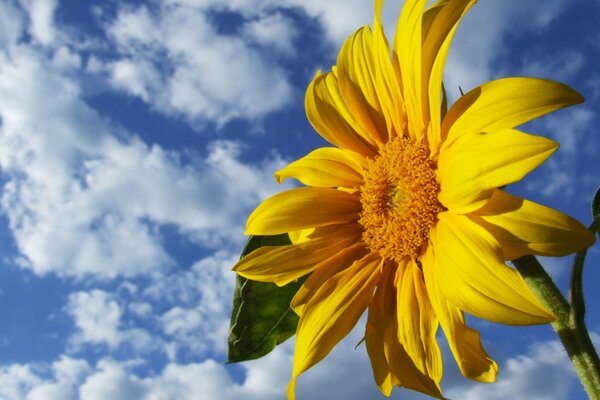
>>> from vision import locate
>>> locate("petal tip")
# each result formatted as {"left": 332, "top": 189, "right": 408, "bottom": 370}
{"left": 274, "top": 171, "right": 285, "bottom": 184}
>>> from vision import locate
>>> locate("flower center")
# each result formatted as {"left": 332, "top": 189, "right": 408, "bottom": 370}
{"left": 359, "top": 137, "right": 444, "bottom": 262}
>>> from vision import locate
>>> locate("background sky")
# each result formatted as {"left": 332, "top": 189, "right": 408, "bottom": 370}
{"left": 0, "top": 0, "right": 598, "bottom": 399}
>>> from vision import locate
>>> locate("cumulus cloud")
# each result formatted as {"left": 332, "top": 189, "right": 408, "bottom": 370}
{"left": 152, "top": 251, "right": 238, "bottom": 358}
{"left": 242, "top": 12, "right": 299, "bottom": 56}
{"left": 78, "top": 360, "right": 146, "bottom": 400}
{"left": 19, "top": 0, "right": 59, "bottom": 45}
{"left": 446, "top": 340, "right": 576, "bottom": 400}
{"left": 0, "top": 331, "right": 587, "bottom": 400}
{"left": 104, "top": 3, "right": 295, "bottom": 127}
{"left": 0, "top": 1, "right": 25, "bottom": 49}
{"left": 68, "top": 290, "right": 123, "bottom": 349}
{"left": 0, "top": 352, "right": 289, "bottom": 400}
{"left": 67, "top": 290, "right": 159, "bottom": 355}
{"left": 0, "top": 356, "right": 89, "bottom": 400}
{"left": 0, "top": 27, "right": 290, "bottom": 279}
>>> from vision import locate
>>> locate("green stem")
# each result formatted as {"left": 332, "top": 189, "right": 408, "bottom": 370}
{"left": 513, "top": 255, "right": 600, "bottom": 399}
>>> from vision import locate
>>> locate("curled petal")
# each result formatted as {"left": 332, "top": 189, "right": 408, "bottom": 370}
{"left": 472, "top": 189, "right": 595, "bottom": 260}
{"left": 373, "top": 0, "right": 407, "bottom": 140}
{"left": 275, "top": 147, "right": 365, "bottom": 188}
{"left": 306, "top": 70, "right": 378, "bottom": 156}
{"left": 422, "top": 246, "right": 498, "bottom": 382}
{"left": 395, "top": 260, "right": 442, "bottom": 382}
{"left": 366, "top": 261, "right": 443, "bottom": 398}
{"left": 393, "top": 0, "right": 428, "bottom": 142}
{"left": 422, "top": 0, "right": 476, "bottom": 154}
{"left": 337, "top": 26, "right": 389, "bottom": 144}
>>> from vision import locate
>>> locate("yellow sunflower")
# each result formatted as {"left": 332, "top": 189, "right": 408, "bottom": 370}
{"left": 233, "top": 0, "right": 595, "bottom": 398}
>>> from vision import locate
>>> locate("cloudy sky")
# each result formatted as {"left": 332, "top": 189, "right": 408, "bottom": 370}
{"left": 0, "top": 0, "right": 598, "bottom": 399}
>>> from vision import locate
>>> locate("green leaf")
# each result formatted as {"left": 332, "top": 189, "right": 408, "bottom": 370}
{"left": 593, "top": 186, "right": 600, "bottom": 220}
{"left": 227, "top": 234, "right": 306, "bottom": 363}
{"left": 592, "top": 186, "right": 600, "bottom": 234}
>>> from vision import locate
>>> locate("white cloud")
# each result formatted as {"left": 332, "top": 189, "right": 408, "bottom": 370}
{"left": 0, "top": 26, "right": 290, "bottom": 279}
{"left": 0, "top": 1, "right": 25, "bottom": 49}
{"left": 67, "top": 290, "right": 124, "bottom": 349}
{"left": 285, "top": 0, "right": 373, "bottom": 46}
{"left": 153, "top": 251, "right": 238, "bottom": 358}
{"left": 0, "top": 364, "right": 43, "bottom": 400}
{"left": 19, "top": 0, "right": 59, "bottom": 45}
{"left": 104, "top": 3, "right": 295, "bottom": 127}
{"left": 67, "top": 290, "right": 161, "bottom": 355}
{"left": 0, "top": 356, "right": 89, "bottom": 400}
{"left": 25, "top": 357, "right": 90, "bottom": 400}
{"left": 108, "top": 58, "right": 162, "bottom": 102}
{"left": 242, "top": 12, "right": 298, "bottom": 56}
{"left": 105, "top": 5, "right": 160, "bottom": 49}
{"left": 79, "top": 359, "right": 146, "bottom": 400}
{"left": 51, "top": 45, "right": 82, "bottom": 70}
{"left": 0, "top": 333, "right": 587, "bottom": 400}
{"left": 446, "top": 340, "right": 576, "bottom": 400}
{"left": 128, "top": 302, "right": 153, "bottom": 318}
{"left": 77, "top": 357, "right": 280, "bottom": 400}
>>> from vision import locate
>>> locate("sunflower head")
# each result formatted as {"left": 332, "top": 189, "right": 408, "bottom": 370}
{"left": 360, "top": 136, "right": 444, "bottom": 262}
{"left": 233, "top": 0, "right": 595, "bottom": 398}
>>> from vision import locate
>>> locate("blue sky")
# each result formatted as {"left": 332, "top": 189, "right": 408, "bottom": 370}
{"left": 0, "top": 0, "right": 598, "bottom": 399}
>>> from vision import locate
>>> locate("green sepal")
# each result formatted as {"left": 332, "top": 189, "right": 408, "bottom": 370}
{"left": 227, "top": 234, "right": 306, "bottom": 363}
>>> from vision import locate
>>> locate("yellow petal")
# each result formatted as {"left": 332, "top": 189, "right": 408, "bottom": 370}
{"left": 431, "top": 212, "right": 555, "bottom": 325}
{"left": 365, "top": 262, "right": 444, "bottom": 398}
{"left": 421, "top": 0, "right": 446, "bottom": 40}
{"left": 291, "top": 243, "right": 369, "bottom": 316}
{"left": 337, "top": 26, "right": 388, "bottom": 144}
{"left": 472, "top": 189, "right": 595, "bottom": 260}
{"left": 246, "top": 187, "right": 361, "bottom": 235}
{"left": 422, "top": 246, "right": 498, "bottom": 382}
{"left": 438, "top": 129, "right": 558, "bottom": 214}
{"left": 394, "top": 0, "right": 428, "bottom": 141}
{"left": 288, "top": 228, "right": 315, "bottom": 244}
{"left": 381, "top": 269, "right": 443, "bottom": 398}
{"left": 275, "top": 147, "right": 365, "bottom": 188}
{"left": 306, "top": 70, "right": 378, "bottom": 156}
{"left": 442, "top": 77, "right": 584, "bottom": 143}
{"left": 423, "top": 0, "right": 475, "bottom": 154}
{"left": 365, "top": 261, "right": 396, "bottom": 396}
{"left": 287, "top": 253, "right": 382, "bottom": 399}
{"left": 374, "top": 1, "right": 407, "bottom": 140}
{"left": 233, "top": 225, "right": 362, "bottom": 286}
{"left": 395, "top": 260, "right": 442, "bottom": 383}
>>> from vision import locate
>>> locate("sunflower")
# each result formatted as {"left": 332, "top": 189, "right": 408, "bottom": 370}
{"left": 233, "top": 0, "right": 595, "bottom": 398}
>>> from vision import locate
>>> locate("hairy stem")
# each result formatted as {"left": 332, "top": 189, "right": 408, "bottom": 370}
{"left": 513, "top": 255, "right": 600, "bottom": 399}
